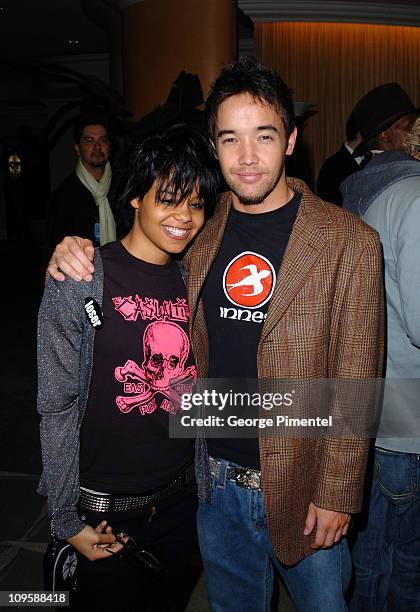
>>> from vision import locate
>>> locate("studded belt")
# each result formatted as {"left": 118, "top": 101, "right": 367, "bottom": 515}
{"left": 209, "top": 456, "right": 262, "bottom": 491}
{"left": 78, "top": 462, "right": 195, "bottom": 513}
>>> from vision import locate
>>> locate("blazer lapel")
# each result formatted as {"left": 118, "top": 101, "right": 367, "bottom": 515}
{"left": 187, "top": 192, "right": 231, "bottom": 323}
{"left": 260, "top": 179, "right": 332, "bottom": 343}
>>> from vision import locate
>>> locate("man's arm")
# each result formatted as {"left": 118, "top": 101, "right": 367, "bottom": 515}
{"left": 307, "top": 230, "right": 384, "bottom": 547}
{"left": 47, "top": 236, "right": 95, "bottom": 282}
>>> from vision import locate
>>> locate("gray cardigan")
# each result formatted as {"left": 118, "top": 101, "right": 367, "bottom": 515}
{"left": 37, "top": 250, "right": 104, "bottom": 539}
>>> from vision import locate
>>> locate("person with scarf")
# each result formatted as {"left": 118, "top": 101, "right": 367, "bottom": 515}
{"left": 44, "top": 114, "right": 117, "bottom": 266}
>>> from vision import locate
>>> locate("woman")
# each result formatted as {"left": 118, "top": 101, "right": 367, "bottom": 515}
{"left": 37, "top": 124, "right": 220, "bottom": 610}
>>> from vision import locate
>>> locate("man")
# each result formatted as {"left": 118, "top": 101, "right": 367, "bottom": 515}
{"left": 47, "top": 59, "right": 384, "bottom": 611}
{"left": 341, "top": 84, "right": 420, "bottom": 611}
{"left": 317, "top": 111, "right": 365, "bottom": 206}
{"left": 44, "top": 114, "right": 116, "bottom": 263}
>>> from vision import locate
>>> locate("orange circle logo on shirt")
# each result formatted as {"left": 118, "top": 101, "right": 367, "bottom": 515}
{"left": 223, "top": 251, "right": 276, "bottom": 309}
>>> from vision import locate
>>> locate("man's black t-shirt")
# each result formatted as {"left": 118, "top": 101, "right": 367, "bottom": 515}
{"left": 202, "top": 193, "right": 301, "bottom": 468}
{"left": 80, "top": 241, "right": 195, "bottom": 493}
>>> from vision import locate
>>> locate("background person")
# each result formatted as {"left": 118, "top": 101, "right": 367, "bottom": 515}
{"left": 44, "top": 113, "right": 117, "bottom": 265}
{"left": 316, "top": 111, "right": 365, "bottom": 206}
{"left": 342, "top": 86, "right": 420, "bottom": 612}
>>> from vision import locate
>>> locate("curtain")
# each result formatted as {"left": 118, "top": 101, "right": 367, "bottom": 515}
{"left": 256, "top": 22, "right": 420, "bottom": 189}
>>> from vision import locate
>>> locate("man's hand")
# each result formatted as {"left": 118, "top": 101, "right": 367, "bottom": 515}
{"left": 47, "top": 236, "right": 95, "bottom": 282}
{"left": 303, "top": 502, "right": 351, "bottom": 549}
{"left": 66, "top": 520, "right": 124, "bottom": 561}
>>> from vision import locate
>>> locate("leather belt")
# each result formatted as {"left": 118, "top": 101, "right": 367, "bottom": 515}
{"left": 209, "top": 456, "right": 262, "bottom": 491}
{"left": 78, "top": 462, "right": 195, "bottom": 513}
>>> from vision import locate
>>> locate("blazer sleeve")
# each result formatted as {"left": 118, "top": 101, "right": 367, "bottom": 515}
{"left": 312, "top": 230, "right": 384, "bottom": 513}
{"left": 37, "top": 275, "right": 87, "bottom": 539}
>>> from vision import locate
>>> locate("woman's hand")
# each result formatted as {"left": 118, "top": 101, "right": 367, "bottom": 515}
{"left": 66, "top": 520, "right": 124, "bottom": 561}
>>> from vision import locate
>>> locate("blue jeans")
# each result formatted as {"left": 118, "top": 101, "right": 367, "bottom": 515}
{"left": 349, "top": 447, "right": 420, "bottom": 612}
{"left": 197, "top": 459, "right": 351, "bottom": 612}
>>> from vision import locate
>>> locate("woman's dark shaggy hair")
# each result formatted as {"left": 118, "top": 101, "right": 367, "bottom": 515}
{"left": 115, "top": 123, "right": 221, "bottom": 233}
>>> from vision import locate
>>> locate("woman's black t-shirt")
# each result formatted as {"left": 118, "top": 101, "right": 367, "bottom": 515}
{"left": 79, "top": 241, "right": 195, "bottom": 494}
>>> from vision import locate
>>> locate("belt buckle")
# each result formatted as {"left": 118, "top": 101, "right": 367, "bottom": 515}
{"left": 235, "top": 468, "right": 261, "bottom": 490}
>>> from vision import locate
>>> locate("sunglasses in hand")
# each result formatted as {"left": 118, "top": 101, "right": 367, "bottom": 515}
{"left": 107, "top": 532, "right": 163, "bottom": 574}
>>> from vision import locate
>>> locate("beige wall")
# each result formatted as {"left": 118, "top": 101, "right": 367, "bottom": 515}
{"left": 257, "top": 21, "right": 420, "bottom": 184}
{"left": 122, "top": 0, "right": 236, "bottom": 120}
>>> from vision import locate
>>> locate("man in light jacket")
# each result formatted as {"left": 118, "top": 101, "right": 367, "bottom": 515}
{"left": 342, "top": 84, "right": 420, "bottom": 611}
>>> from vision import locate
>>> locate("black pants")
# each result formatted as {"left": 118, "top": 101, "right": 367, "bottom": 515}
{"left": 70, "top": 484, "right": 201, "bottom": 612}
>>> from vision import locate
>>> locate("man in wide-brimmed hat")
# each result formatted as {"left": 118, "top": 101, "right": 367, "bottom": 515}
{"left": 351, "top": 82, "right": 419, "bottom": 159}
{"left": 342, "top": 85, "right": 420, "bottom": 611}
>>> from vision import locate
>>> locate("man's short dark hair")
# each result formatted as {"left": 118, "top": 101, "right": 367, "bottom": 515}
{"left": 205, "top": 57, "right": 295, "bottom": 139}
{"left": 116, "top": 123, "right": 221, "bottom": 233}
{"left": 346, "top": 112, "right": 359, "bottom": 142}
{"left": 73, "top": 114, "right": 110, "bottom": 144}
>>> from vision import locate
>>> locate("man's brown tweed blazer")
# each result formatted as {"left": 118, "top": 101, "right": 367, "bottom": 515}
{"left": 185, "top": 177, "right": 384, "bottom": 565}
